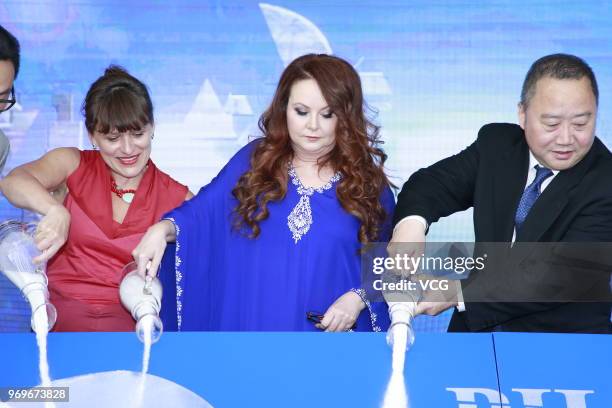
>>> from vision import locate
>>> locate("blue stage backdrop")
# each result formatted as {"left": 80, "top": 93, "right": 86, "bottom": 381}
{"left": 1, "top": 0, "right": 611, "bottom": 332}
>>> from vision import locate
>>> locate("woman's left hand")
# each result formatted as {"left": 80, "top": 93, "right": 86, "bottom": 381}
{"left": 317, "top": 291, "right": 366, "bottom": 332}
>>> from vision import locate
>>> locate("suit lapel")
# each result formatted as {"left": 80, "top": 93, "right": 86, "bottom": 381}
{"left": 515, "top": 174, "right": 569, "bottom": 242}
{"left": 516, "top": 138, "right": 601, "bottom": 242}
{"left": 493, "top": 138, "right": 530, "bottom": 241}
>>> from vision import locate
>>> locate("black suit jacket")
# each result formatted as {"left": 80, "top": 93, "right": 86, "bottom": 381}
{"left": 394, "top": 123, "right": 612, "bottom": 333}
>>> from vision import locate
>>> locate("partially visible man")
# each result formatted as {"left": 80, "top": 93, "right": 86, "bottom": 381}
{"left": 0, "top": 25, "right": 20, "bottom": 173}
{"left": 392, "top": 53, "right": 612, "bottom": 333}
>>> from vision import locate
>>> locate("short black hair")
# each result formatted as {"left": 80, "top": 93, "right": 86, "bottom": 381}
{"left": 0, "top": 25, "right": 20, "bottom": 78}
{"left": 520, "top": 53, "right": 598, "bottom": 108}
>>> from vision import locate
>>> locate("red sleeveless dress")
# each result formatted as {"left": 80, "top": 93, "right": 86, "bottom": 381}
{"left": 47, "top": 150, "right": 187, "bottom": 331}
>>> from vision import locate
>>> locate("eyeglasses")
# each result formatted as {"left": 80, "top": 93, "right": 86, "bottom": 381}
{"left": 0, "top": 87, "right": 16, "bottom": 113}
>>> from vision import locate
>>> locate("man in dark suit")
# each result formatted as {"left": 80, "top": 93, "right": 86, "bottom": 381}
{"left": 391, "top": 53, "right": 612, "bottom": 333}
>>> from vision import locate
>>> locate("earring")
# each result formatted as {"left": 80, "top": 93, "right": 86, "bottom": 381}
{"left": 92, "top": 143, "right": 98, "bottom": 150}
{"left": 151, "top": 133, "right": 155, "bottom": 140}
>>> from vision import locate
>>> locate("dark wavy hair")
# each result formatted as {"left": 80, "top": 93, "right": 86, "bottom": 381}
{"left": 232, "top": 53, "right": 392, "bottom": 243}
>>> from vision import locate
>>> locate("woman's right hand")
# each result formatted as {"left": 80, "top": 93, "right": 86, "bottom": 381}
{"left": 132, "top": 220, "right": 174, "bottom": 279}
{"left": 33, "top": 204, "right": 71, "bottom": 264}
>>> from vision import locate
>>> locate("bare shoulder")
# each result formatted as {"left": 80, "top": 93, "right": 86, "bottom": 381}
{"left": 34, "top": 147, "right": 81, "bottom": 176}
{"left": 43, "top": 147, "right": 81, "bottom": 167}
{"left": 10, "top": 147, "right": 82, "bottom": 190}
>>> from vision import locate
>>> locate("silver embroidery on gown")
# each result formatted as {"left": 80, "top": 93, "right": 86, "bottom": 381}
{"left": 164, "top": 217, "right": 183, "bottom": 330}
{"left": 287, "top": 164, "right": 342, "bottom": 243}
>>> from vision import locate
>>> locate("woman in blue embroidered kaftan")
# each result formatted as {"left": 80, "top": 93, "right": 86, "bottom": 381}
{"left": 134, "top": 54, "right": 394, "bottom": 331}
{"left": 162, "top": 140, "right": 393, "bottom": 331}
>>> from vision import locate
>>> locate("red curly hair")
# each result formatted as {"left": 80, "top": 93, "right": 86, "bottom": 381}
{"left": 232, "top": 54, "right": 392, "bottom": 243}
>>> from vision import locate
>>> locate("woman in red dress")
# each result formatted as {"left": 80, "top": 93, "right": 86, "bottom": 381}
{"left": 0, "top": 66, "right": 191, "bottom": 331}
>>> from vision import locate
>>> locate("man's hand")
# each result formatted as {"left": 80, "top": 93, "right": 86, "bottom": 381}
{"left": 387, "top": 218, "right": 458, "bottom": 315}
{"left": 415, "top": 275, "right": 459, "bottom": 315}
{"left": 387, "top": 218, "right": 426, "bottom": 277}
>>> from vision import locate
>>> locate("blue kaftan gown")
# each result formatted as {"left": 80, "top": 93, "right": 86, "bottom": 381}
{"left": 161, "top": 139, "right": 394, "bottom": 331}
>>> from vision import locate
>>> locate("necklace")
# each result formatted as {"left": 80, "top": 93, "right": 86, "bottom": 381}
{"left": 286, "top": 162, "right": 341, "bottom": 243}
{"left": 111, "top": 179, "right": 136, "bottom": 204}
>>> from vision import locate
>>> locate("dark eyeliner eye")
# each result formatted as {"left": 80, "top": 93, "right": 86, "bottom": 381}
{"left": 321, "top": 112, "right": 334, "bottom": 119}
{"left": 295, "top": 108, "right": 307, "bottom": 116}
